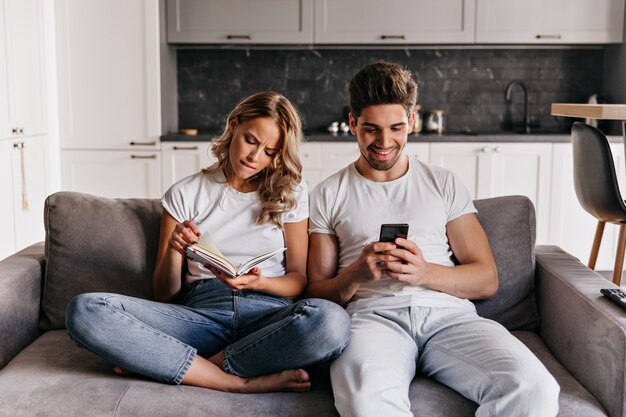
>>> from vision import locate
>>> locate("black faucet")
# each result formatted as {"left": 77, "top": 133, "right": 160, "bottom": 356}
{"left": 505, "top": 80, "right": 531, "bottom": 134}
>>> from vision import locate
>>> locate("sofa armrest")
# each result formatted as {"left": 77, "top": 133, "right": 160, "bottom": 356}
{"left": 0, "top": 243, "right": 45, "bottom": 370}
{"left": 535, "top": 245, "right": 626, "bottom": 417}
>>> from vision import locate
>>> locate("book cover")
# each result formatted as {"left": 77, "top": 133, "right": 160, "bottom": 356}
{"left": 185, "top": 232, "right": 286, "bottom": 278}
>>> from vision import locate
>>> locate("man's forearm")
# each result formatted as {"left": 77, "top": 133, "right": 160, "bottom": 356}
{"left": 305, "top": 269, "right": 361, "bottom": 306}
{"left": 420, "top": 262, "right": 498, "bottom": 300}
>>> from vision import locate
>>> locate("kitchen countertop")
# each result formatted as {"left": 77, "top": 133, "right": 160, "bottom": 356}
{"left": 160, "top": 132, "right": 623, "bottom": 143}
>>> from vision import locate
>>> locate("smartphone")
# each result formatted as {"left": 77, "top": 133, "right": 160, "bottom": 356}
{"left": 379, "top": 223, "right": 409, "bottom": 243}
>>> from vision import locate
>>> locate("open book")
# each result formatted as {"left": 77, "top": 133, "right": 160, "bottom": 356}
{"left": 185, "top": 232, "right": 286, "bottom": 278}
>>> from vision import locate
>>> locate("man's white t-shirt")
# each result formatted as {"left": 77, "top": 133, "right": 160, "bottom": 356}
{"left": 162, "top": 169, "right": 308, "bottom": 284}
{"left": 309, "top": 157, "right": 478, "bottom": 313}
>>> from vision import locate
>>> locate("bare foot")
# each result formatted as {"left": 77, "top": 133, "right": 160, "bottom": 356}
{"left": 239, "top": 369, "right": 311, "bottom": 393}
{"left": 112, "top": 366, "right": 133, "bottom": 376}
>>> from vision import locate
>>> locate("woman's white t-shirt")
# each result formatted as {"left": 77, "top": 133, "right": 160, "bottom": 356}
{"left": 162, "top": 169, "right": 308, "bottom": 284}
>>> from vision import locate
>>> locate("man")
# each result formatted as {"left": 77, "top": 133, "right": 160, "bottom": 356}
{"left": 306, "top": 61, "right": 559, "bottom": 417}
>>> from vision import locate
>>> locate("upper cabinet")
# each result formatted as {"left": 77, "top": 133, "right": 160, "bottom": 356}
{"left": 166, "top": 0, "right": 624, "bottom": 45}
{"left": 314, "top": 0, "right": 475, "bottom": 44}
{"left": 56, "top": 0, "right": 161, "bottom": 150}
{"left": 167, "top": 0, "right": 314, "bottom": 44}
{"left": 476, "top": 0, "right": 625, "bottom": 44}
{"left": 0, "top": 0, "right": 47, "bottom": 140}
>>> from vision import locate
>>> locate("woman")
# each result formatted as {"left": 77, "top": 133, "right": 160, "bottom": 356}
{"left": 66, "top": 91, "right": 350, "bottom": 393}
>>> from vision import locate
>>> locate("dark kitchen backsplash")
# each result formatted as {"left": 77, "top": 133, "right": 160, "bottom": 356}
{"left": 177, "top": 48, "right": 603, "bottom": 134}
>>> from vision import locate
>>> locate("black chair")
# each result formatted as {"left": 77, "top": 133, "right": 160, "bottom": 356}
{"left": 572, "top": 121, "right": 626, "bottom": 286}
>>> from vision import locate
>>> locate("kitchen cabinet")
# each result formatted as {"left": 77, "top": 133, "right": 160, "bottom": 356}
{"left": 0, "top": 0, "right": 47, "bottom": 140}
{"left": 161, "top": 141, "right": 217, "bottom": 192}
{"left": 430, "top": 142, "right": 552, "bottom": 244}
{"left": 167, "top": 0, "right": 314, "bottom": 44}
{"left": 315, "top": 0, "right": 475, "bottom": 44}
{"left": 61, "top": 150, "right": 162, "bottom": 199}
{"left": 549, "top": 142, "right": 626, "bottom": 271}
{"left": 301, "top": 141, "right": 430, "bottom": 189}
{"left": 476, "top": 0, "right": 625, "bottom": 44}
{"left": 56, "top": 0, "right": 162, "bottom": 198}
{"left": 55, "top": 0, "right": 161, "bottom": 151}
{"left": 0, "top": 136, "right": 47, "bottom": 261}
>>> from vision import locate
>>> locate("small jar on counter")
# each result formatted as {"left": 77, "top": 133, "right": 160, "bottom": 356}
{"left": 426, "top": 109, "right": 445, "bottom": 135}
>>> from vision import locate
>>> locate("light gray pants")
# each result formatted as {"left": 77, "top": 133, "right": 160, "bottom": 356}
{"left": 331, "top": 306, "right": 560, "bottom": 417}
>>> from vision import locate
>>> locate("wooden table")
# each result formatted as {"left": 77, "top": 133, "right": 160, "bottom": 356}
{"left": 552, "top": 102, "right": 626, "bottom": 164}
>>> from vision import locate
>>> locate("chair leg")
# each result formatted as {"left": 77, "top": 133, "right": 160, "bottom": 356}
{"left": 613, "top": 224, "right": 626, "bottom": 286}
{"left": 589, "top": 221, "right": 606, "bottom": 270}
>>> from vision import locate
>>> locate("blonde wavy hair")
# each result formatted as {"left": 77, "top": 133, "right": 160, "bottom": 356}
{"left": 203, "top": 91, "right": 304, "bottom": 227}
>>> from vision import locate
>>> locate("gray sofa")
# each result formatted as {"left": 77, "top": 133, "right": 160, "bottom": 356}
{"left": 0, "top": 191, "right": 625, "bottom": 417}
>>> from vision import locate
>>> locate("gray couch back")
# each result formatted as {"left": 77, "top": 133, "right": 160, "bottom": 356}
{"left": 41, "top": 192, "right": 538, "bottom": 332}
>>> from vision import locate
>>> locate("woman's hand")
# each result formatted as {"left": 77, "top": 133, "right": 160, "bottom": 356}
{"left": 168, "top": 220, "right": 201, "bottom": 256}
{"left": 206, "top": 265, "right": 266, "bottom": 292}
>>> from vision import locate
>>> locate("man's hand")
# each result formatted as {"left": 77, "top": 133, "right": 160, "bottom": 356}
{"left": 345, "top": 241, "right": 403, "bottom": 283}
{"left": 381, "top": 238, "right": 429, "bottom": 286}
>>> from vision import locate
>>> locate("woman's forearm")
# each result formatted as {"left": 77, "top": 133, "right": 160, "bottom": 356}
{"left": 153, "top": 248, "right": 184, "bottom": 302}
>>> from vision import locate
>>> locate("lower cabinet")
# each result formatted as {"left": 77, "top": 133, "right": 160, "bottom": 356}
{"left": 549, "top": 143, "right": 626, "bottom": 271}
{"left": 430, "top": 142, "right": 552, "bottom": 244}
{"left": 61, "top": 150, "right": 162, "bottom": 199}
{"left": 0, "top": 135, "right": 47, "bottom": 260}
{"left": 161, "top": 142, "right": 216, "bottom": 193}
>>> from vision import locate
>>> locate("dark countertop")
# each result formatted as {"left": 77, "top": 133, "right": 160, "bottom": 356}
{"left": 161, "top": 132, "right": 624, "bottom": 143}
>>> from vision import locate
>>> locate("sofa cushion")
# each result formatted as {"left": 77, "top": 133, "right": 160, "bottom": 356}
{"left": 473, "top": 195, "right": 539, "bottom": 331}
{"left": 0, "top": 330, "right": 606, "bottom": 417}
{"left": 41, "top": 192, "right": 161, "bottom": 330}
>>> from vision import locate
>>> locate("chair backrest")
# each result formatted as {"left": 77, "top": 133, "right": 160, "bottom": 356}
{"left": 571, "top": 121, "right": 626, "bottom": 224}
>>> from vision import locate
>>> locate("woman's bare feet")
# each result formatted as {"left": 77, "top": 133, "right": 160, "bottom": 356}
{"left": 239, "top": 369, "right": 311, "bottom": 393}
{"left": 182, "top": 355, "right": 311, "bottom": 393}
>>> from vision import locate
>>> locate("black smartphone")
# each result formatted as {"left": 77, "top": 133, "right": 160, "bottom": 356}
{"left": 379, "top": 223, "right": 409, "bottom": 243}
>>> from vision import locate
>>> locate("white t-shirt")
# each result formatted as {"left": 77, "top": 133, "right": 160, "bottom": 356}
{"left": 162, "top": 169, "right": 308, "bottom": 284}
{"left": 309, "top": 157, "right": 478, "bottom": 313}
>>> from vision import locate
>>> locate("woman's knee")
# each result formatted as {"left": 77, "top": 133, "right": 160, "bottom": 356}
{"left": 65, "top": 293, "right": 108, "bottom": 338}
{"left": 298, "top": 298, "right": 350, "bottom": 354}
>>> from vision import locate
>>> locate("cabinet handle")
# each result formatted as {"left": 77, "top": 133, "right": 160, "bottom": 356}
{"left": 535, "top": 34, "right": 562, "bottom": 39}
{"left": 494, "top": 146, "right": 501, "bottom": 153}
{"left": 173, "top": 146, "right": 199, "bottom": 151}
{"left": 15, "top": 140, "right": 29, "bottom": 210}
{"left": 129, "top": 141, "right": 157, "bottom": 146}
{"left": 380, "top": 35, "right": 406, "bottom": 40}
{"left": 481, "top": 146, "right": 492, "bottom": 153}
{"left": 227, "top": 35, "right": 252, "bottom": 40}
{"left": 131, "top": 154, "right": 157, "bottom": 159}
{"left": 12, "top": 127, "right": 24, "bottom": 134}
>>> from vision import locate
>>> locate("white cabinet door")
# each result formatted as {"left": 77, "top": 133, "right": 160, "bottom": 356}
{"left": 315, "top": 0, "right": 475, "bottom": 44}
{"left": 55, "top": 0, "right": 161, "bottom": 150}
{"left": 61, "top": 150, "right": 162, "bottom": 199}
{"left": 0, "top": 0, "right": 46, "bottom": 139}
{"left": 300, "top": 141, "right": 322, "bottom": 189}
{"left": 12, "top": 136, "right": 47, "bottom": 251}
{"left": 319, "top": 142, "right": 361, "bottom": 183}
{"left": 430, "top": 142, "right": 552, "bottom": 244}
{"left": 167, "top": 0, "right": 314, "bottom": 44}
{"left": 0, "top": 136, "right": 47, "bottom": 260}
{"left": 550, "top": 143, "right": 626, "bottom": 271}
{"left": 0, "top": 140, "right": 16, "bottom": 260}
{"left": 161, "top": 141, "right": 217, "bottom": 192}
{"left": 476, "top": 0, "right": 625, "bottom": 44}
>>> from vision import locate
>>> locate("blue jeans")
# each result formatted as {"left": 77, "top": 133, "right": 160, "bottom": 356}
{"left": 66, "top": 279, "right": 350, "bottom": 384}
